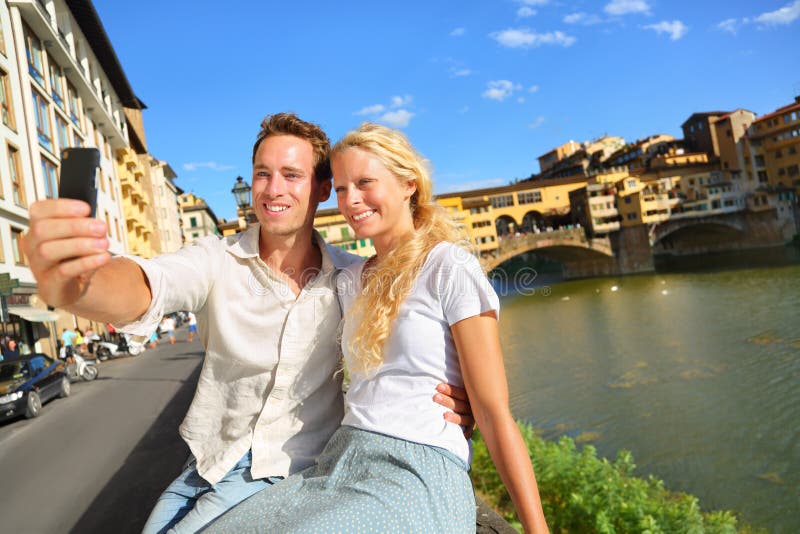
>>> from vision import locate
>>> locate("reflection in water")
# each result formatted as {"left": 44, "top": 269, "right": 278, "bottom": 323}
{"left": 498, "top": 258, "right": 800, "bottom": 533}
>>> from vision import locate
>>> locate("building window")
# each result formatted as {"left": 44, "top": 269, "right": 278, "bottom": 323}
{"left": 490, "top": 194, "right": 514, "bottom": 208}
{"left": 72, "top": 131, "right": 83, "bottom": 147}
{"left": 517, "top": 190, "right": 542, "bottom": 204}
{"left": 41, "top": 157, "right": 58, "bottom": 198}
{"left": 775, "top": 149, "right": 783, "bottom": 159}
{"left": 754, "top": 155, "right": 765, "bottom": 167}
{"left": 108, "top": 176, "right": 115, "bottom": 200}
{"left": 55, "top": 115, "right": 70, "bottom": 152}
{"left": 49, "top": 62, "right": 65, "bottom": 110}
{"left": 32, "top": 89, "right": 53, "bottom": 152}
{"left": 24, "top": 27, "right": 45, "bottom": 86}
{"left": 190, "top": 216, "right": 197, "bottom": 228}
{"left": 105, "top": 211, "right": 111, "bottom": 238}
{"left": 8, "top": 145, "right": 25, "bottom": 206}
{"left": 192, "top": 232, "right": 199, "bottom": 239}
{"left": 0, "top": 69, "right": 14, "bottom": 130}
{"left": 787, "top": 165, "right": 799, "bottom": 177}
{"left": 11, "top": 228, "right": 26, "bottom": 265}
{"left": 66, "top": 82, "right": 81, "bottom": 127}
{"left": 757, "top": 170, "right": 768, "bottom": 183}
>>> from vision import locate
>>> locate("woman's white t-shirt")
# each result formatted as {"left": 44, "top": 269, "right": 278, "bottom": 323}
{"left": 336, "top": 241, "right": 500, "bottom": 464}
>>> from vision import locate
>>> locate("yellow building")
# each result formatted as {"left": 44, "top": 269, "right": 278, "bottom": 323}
{"left": 116, "top": 145, "right": 157, "bottom": 258}
{"left": 314, "top": 208, "right": 375, "bottom": 257}
{"left": 537, "top": 140, "right": 581, "bottom": 174}
{"left": 615, "top": 175, "right": 680, "bottom": 227}
{"left": 744, "top": 96, "right": 800, "bottom": 193}
{"left": 180, "top": 193, "right": 221, "bottom": 244}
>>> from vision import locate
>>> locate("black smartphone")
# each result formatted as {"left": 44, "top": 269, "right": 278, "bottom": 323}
{"left": 58, "top": 148, "right": 101, "bottom": 217}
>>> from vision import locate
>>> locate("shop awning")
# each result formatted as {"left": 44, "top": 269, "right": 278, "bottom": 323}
{"left": 7, "top": 306, "right": 60, "bottom": 323}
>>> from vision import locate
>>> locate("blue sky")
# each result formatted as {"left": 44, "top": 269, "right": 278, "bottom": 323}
{"left": 93, "top": 0, "right": 800, "bottom": 221}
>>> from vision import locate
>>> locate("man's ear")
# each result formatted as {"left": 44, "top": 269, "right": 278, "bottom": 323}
{"left": 318, "top": 179, "right": 332, "bottom": 202}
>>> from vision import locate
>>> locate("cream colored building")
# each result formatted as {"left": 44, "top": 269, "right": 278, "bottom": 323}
{"left": 180, "top": 192, "right": 220, "bottom": 244}
{"left": 0, "top": 0, "right": 146, "bottom": 354}
{"left": 149, "top": 158, "right": 182, "bottom": 253}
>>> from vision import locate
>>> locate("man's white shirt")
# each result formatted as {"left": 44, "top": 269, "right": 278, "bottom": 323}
{"left": 117, "top": 224, "right": 358, "bottom": 484}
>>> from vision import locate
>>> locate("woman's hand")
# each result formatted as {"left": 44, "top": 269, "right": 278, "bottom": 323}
{"left": 433, "top": 382, "right": 475, "bottom": 438}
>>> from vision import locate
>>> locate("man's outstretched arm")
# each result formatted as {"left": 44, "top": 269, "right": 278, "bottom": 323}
{"left": 22, "top": 199, "right": 151, "bottom": 324}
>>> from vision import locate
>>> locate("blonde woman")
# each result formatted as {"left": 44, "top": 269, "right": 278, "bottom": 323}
{"left": 208, "top": 124, "right": 549, "bottom": 533}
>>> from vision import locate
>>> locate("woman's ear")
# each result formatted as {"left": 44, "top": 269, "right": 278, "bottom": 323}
{"left": 404, "top": 180, "right": 417, "bottom": 201}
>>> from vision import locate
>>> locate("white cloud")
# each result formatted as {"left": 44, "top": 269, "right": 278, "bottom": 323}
{"left": 390, "top": 95, "right": 413, "bottom": 108}
{"left": 379, "top": 109, "right": 414, "bottom": 128}
{"left": 529, "top": 116, "right": 546, "bottom": 129}
{"left": 754, "top": 0, "right": 800, "bottom": 26}
{"left": 564, "top": 12, "right": 603, "bottom": 25}
{"left": 517, "top": 97, "right": 526, "bottom": 103}
{"left": 490, "top": 28, "right": 576, "bottom": 48}
{"left": 354, "top": 104, "right": 386, "bottom": 116}
{"left": 459, "top": 105, "right": 470, "bottom": 114}
{"left": 450, "top": 68, "right": 473, "bottom": 77}
{"left": 517, "top": 7, "right": 537, "bottom": 18}
{"left": 604, "top": 0, "right": 651, "bottom": 16}
{"left": 716, "top": 18, "right": 740, "bottom": 34}
{"left": 517, "top": 0, "right": 549, "bottom": 5}
{"left": 482, "top": 80, "right": 522, "bottom": 101}
{"left": 183, "top": 161, "right": 235, "bottom": 172}
{"left": 643, "top": 20, "right": 688, "bottom": 40}
{"left": 528, "top": 84, "right": 540, "bottom": 93}
{"left": 450, "top": 27, "right": 465, "bottom": 36}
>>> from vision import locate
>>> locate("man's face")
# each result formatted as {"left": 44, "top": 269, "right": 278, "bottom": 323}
{"left": 251, "top": 135, "right": 331, "bottom": 238}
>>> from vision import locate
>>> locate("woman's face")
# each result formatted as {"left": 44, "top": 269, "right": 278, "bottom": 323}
{"left": 332, "top": 148, "right": 416, "bottom": 255}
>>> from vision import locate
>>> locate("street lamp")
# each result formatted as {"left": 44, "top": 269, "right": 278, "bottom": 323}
{"left": 231, "top": 176, "right": 251, "bottom": 210}
{"left": 231, "top": 176, "right": 255, "bottom": 230}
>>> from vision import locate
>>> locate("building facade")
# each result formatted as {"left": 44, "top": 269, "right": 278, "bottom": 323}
{"left": 179, "top": 192, "right": 220, "bottom": 244}
{"left": 0, "top": 0, "right": 144, "bottom": 355}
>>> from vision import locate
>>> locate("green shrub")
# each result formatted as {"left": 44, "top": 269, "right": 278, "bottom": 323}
{"left": 470, "top": 422, "right": 761, "bottom": 533}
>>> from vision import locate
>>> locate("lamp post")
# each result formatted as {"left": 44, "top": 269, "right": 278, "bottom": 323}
{"left": 231, "top": 176, "right": 254, "bottom": 231}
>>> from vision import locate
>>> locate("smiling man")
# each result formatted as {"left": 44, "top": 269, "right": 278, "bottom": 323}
{"left": 21, "top": 113, "right": 472, "bottom": 533}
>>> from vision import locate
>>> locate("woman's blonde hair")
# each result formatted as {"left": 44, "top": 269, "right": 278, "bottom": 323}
{"left": 331, "top": 122, "right": 465, "bottom": 373}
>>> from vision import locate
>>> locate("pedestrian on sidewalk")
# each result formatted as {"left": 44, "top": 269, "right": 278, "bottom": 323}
{"left": 160, "top": 316, "right": 176, "bottom": 345}
{"left": 187, "top": 312, "right": 197, "bottom": 342}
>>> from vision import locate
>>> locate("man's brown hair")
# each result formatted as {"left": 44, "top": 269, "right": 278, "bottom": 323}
{"left": 252, "top": 113, "right": 331, "bottom": 182}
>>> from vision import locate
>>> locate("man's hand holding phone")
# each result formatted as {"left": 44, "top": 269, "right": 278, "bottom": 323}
{"left": 21, "top": 148, "right": 110, "bottom": 308}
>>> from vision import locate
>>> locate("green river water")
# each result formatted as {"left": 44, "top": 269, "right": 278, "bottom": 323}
{"left": 497, "top": 250, "right": 799, "bottom": 532}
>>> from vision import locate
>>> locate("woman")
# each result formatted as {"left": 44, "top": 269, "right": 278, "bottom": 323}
{"left": 207, "top": 124, "right": 548, "bottom": 533}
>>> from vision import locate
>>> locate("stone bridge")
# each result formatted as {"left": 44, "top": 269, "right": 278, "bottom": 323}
{"left": 649, "top": 210, "right": 747, "bottom": 246}
{"left": 649, "top": 208, "right": 794, "bottom": 255}
{"left": 480, "top": 228, "right": 613, "bottom": 271}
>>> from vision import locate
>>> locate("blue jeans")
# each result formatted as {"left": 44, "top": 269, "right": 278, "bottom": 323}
{"left": 142, "top": 451, "right": 282, "bottom": 534}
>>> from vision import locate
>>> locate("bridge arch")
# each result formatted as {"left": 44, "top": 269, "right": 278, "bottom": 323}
{"left": 520, "top": 210, "right": 545, "bottom": 233}
{"left": 494, "top": 214, "right": 518, "bottom": 237}
{"left": 651, "top": 217, "right": 746, "bottom": 251}
{"left": 481, "top": 229, "right": 614, "bottom": 271}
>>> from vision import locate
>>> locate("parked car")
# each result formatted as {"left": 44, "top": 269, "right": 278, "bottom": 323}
{"left": 0, "top": 354, "right": 70, "bottom": 421}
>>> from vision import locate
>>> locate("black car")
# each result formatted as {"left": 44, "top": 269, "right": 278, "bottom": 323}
{"left": 0, "top": 353, "right": 70, "bottom": 421}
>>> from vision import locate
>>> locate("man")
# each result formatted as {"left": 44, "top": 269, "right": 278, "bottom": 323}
{"left": 60, "top": 327, "right": 76, "bottom": 359}
{"left": 160, "top": 315, "right": 176, "bottom": 345}
{"left": 22, "top": 113, "right": 471, "bottom": 533}
{"left": 186, "top": 312, "right": 197, "bottom": 343}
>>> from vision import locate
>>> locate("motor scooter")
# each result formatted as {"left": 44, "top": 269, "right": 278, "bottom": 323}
{"left": 94, "top": 333, "right": 143, "bottom": 360}
{"left": 60, "top": 347, "right": 99, "bottom": 381}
